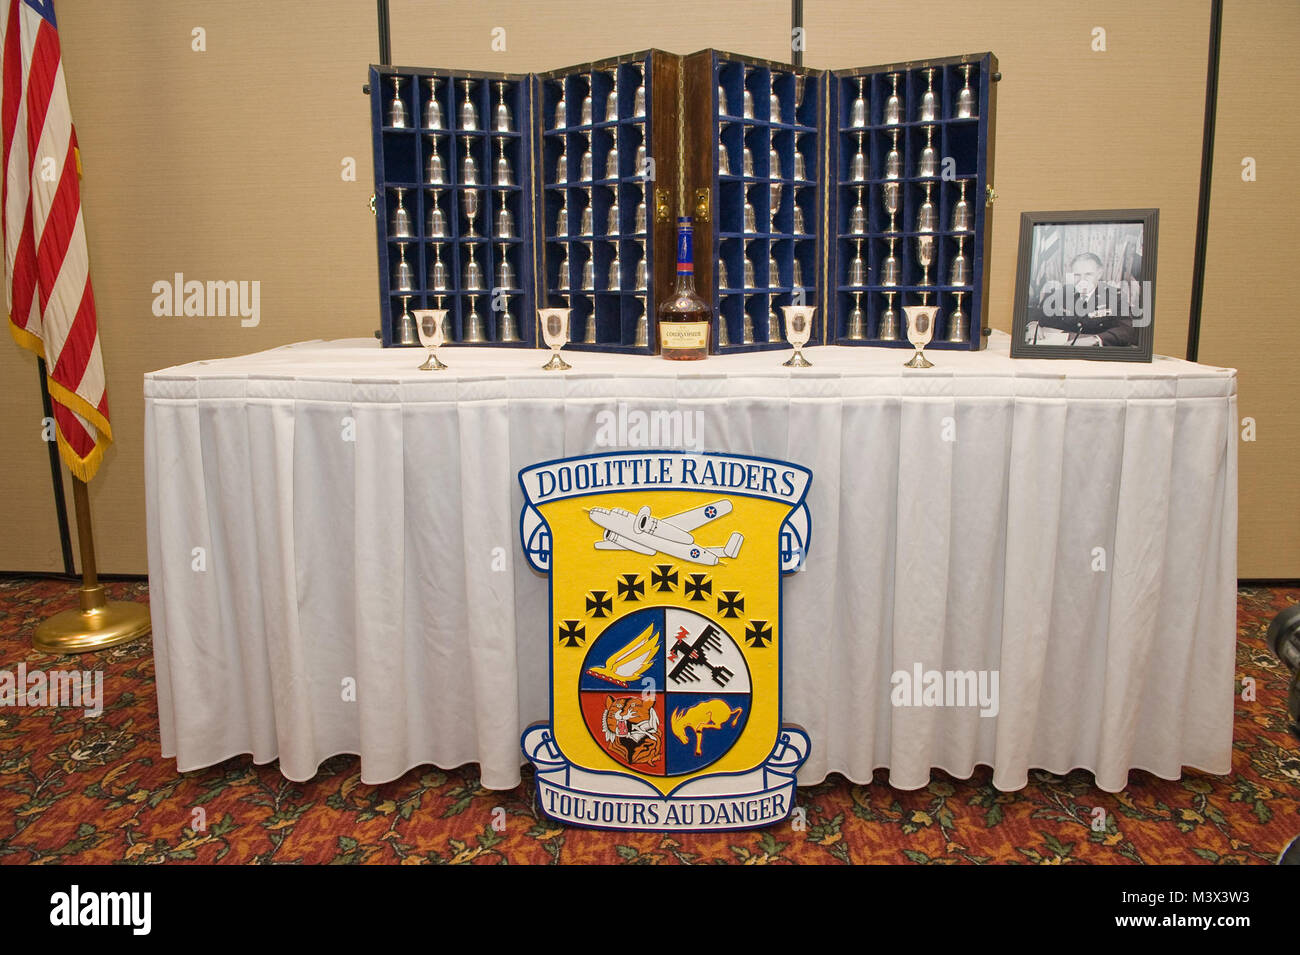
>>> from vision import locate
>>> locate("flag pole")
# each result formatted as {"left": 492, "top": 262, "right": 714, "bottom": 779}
{"left": 32, "top": 474, "right": 150, "bottom": 654}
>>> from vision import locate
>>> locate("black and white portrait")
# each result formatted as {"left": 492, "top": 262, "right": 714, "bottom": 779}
{"left": 1011, "top": 210, "right": 1158, "bottom": 363}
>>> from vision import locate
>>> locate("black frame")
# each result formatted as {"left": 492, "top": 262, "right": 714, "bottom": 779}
{"left": 1010, "top": 208, "right": 1158, "bottom": 363}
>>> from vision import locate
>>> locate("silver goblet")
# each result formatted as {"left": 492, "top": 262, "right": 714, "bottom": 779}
{"left": 848, "top": 239, "right": 866, "bottom": 286}
{"left": 496, "top": 243, "right": 515, "bottom": 290}
{"left": 429, "top": 244, "right": 448, "bottom": 291}
{"left": 903, "top": 304, "right": 938, "bottom": 368}
{"left": 463, "top": 244, "right": 484, "bottom": 290}
{"left": 850, "top": 186, "right": 867, "bottom": 234}
{"left": 388, "top": 76, "right": 408, "bottom": 128}
{"left": 580, "top": 72, "right": 594, "bottom": 125}
{"left": 635, "top": 246, "right": 648, "bottom": 290}
{"left": 463, "top": 188, "right": 481, "bottom": 237}
{"left": 882, "top": 236, "right": 900, "bottom": 286}
{"left": 957, "top": 64, "right": 974, "bottom": 119}
{"left": 952, "top": 180, "right": 972, "bottom": 232}
{"left": 918, "top": 125, "right": 937, "bottom": 178}
{"left": 851, "top": 131, "right": 867, "bottom": 182}
{"left": 920, "top": 68, "right": 936, "bottom": 122}
{"left": 394, "top": 242, "right": 414, "bottom": 292}
{"left": 947, "top": 291, "right": 969, "bottom": 344}
{"left": 427, "top": 191, "right": 447, "bottom": 237}
{"left": 390, "top": 187, "right": 412, "bottom": 238}
{"left": 882, "top": 181, "right": 900, "bottom": 234}
{"left": 554, "top": 193, "right": 568, "bottom": 237}
{"left": 499, "top": 299, "right": 522, "bottom": 343}
{"left": 555, "top": 138, "right": 569, "bottom": 183}
{"left": 885, "top": 128, "right": 901, "bottom": 181}
{"left": 396, "top": 294, "right": 417, "bottom": 344}
{"left": 633, "top": 66, "right": 646, "bottom": 118}
{"left": 415, "top": 308, "right": 448, "bottom": 370}
{"left": 459, "top": 79, "right": 478, "bottom": 131}
{"left": 879, "top": 291, "right": 900, "bottom": 341}
{"left": 495, "top": 81, "right": 513, "bottom": 133}
{"left": 556, "top": 245, "right": 571, "bottom": 292}
{"left": 884, "top": 72, "right": 901, "bottom": 125}
{"left": 426, "top": 138, "right": 445, "bottom": 184}
{"left": 495, "top": 138, "right": 513, "bottom": 186}
{"left": 463, "top": 295, "right": 487, "bottom": 343}
{"left": 495, "top": 193, "right": 515, "bottom": 238}
{"left": 609, "top": 247, "right": 622, "bottom": 291}
{"left": 851, "top": 76, "right": 867, "bottom": 128}
{"left": 424, "top": 77, "right": 442, "bottom": 130}
{"left": 553, "top": 81, "right": 567, "bottom": 129}
{"left": 782, "top": 305, "right": 815, "bottom": 367}
{"left": 633, "top": 296, "right": 648, "bottom": 348}
{"left": 539, "top": 307, "right": 572, "bottom": 369}
{"left": 950, "top": 236, "right": 969, "bottom": 287}
{"left": 846, "top": 291, "right": 866, "bottom": 340}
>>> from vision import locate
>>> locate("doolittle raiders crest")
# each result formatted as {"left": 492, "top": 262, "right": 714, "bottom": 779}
{"left": 520, "top": 450, "right": 812, "bottom": 831}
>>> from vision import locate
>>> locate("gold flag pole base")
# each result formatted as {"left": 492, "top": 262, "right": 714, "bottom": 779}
{"left": 31, "top": 476, "right": 151, "bottom": 655}
{"left": 32, "top": 587, "right": 151, "bottom": 655}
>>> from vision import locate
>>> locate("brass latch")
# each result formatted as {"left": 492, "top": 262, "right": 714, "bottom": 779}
{"left": 694, "top": 187, "right": 710, "bottom": 222}
{"left": 655, "top": 187, "right": 672, "bottom": 223}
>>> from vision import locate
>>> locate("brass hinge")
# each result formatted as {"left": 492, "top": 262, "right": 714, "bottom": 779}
{"left": 655, "top": 187, "right": 672, "bottom": 223}
{"left": 694, "top": 187, "right": 710, "bottom": 222}
{"left": 986, "top": 185, "right": 997, "bottom": 206}
{"left": 369, "top": 194, "right": 377, "bottom": 215}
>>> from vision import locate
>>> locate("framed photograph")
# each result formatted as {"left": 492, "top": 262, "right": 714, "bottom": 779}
{"left": 1010, "top": 209, "right": 1158, "bottom": 362}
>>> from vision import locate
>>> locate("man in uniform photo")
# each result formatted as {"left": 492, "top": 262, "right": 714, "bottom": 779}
{"left": 1024, "top": 251, "right": 1139, "bottom": 347}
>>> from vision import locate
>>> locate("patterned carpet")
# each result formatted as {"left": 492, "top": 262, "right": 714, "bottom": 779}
{"left": 0, "top": 576, "right": 1296, "bottom": 865}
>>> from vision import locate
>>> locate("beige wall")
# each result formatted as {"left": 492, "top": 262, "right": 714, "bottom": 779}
{"left": 0, "top": 1, "right": 1292, "bottom": 577}
{"left": 1199, "top": 0, "right": 1300, "bottom": 577}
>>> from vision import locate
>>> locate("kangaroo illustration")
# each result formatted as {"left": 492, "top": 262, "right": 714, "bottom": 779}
{"left": 670, "top": 699, "right": 744, "bottom": 756}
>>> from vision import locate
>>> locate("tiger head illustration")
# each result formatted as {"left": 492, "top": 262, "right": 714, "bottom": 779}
{"left": 603, "top": 695, "right": 662, "bottom": 766}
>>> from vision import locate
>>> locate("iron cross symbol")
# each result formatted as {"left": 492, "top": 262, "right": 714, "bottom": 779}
{"left": 717, "top": 590, "right": 745, "bottom": 618}
{"left": 586, "top": 590, "right": 613, "bottom": 617}
{"left": 650, "top": 564, "right": 678, "bottom": 592}
{"left": 557, "top": 619, "right": 586, "bottom": 647}
{"left": 668, "top": 623, "right": 733, "bottom": 688}
{"left": 745, "top": 619, "right": 772, "bottom": 648}
{"left": 617, "top": 574, "right": 645, "bottom": 601}
{"left": 684, "top": 573, "right": 712, "bottom": 601}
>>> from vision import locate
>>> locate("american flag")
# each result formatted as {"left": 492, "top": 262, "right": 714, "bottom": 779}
{"left": 2, "top": 0, "right": 109, "bottom": 482}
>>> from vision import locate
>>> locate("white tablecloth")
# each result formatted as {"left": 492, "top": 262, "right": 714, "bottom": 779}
{"left": 143, "top": 332, "right": 1238, "bottom": 792}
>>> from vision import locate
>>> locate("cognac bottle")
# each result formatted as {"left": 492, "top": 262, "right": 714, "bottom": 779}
{"left": 658, "top": 216, "right": 711, "bottom": 360}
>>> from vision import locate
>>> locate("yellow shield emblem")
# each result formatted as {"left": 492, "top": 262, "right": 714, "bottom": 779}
{"left": 521, "top": 451, "right": 811, "bottom": 831}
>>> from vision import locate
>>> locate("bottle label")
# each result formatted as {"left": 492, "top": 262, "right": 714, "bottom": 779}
{"left": 660, "top": 321, "right": 709, "bottom": 349}
{"left": 676, "top": 219, "right": 693, "bottom": 275}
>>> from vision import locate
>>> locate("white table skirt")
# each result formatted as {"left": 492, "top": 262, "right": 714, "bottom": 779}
{"left": 143, "top": 332, "right": 1238, "bottom": 792}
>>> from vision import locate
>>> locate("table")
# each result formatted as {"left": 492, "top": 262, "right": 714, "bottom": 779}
{"left": 143, "top": 332, "right": 1238, "bottom": 792}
